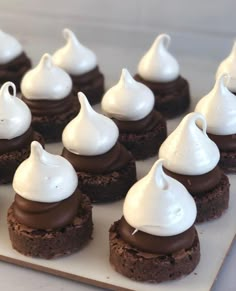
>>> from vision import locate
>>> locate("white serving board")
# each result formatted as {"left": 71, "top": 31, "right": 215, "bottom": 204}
{"left": 0, "top": 140, "right": 235, "bottom": 291}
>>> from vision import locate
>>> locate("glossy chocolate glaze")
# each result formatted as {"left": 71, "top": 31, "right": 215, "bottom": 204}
{"left": 62, "top": 142, "right": 133, "bottom": 174}
{"left": 21, "top": 93, "right": 75, "bottom": 116}
{"left": 118, "top": 217, "right": 196, "bottom": 254}
{"left": 112, "top": 110, "right": 164, "bottom": 134}
{"left": 13, "top": 188, "right": 81, "bottom": 229}
{"left": 208, "top": 133, "right": 236, "bottom": 152}
{"left": 0, "top": 126, "right": 35, "bottom": 155}
{"left": 164, "top": 166, "right": 222, "bottom": 194}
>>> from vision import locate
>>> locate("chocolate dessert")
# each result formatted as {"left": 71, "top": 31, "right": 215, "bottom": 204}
{"left": 102, "top": 69, "right": 167, "bottom": 160}
{"left": 135, "top": 34, "right": 190, "bottom": 119}
{"left": 159, "top": 112, "right": 230, "bottom": 222}
{"left": 7, "top": 141, "right": 93, "bottom": 259}
{"left": 53, "top": 29, "right": 104, "bottom": 105}
{"left": 109, "top": 160, "right": 200, "bottom": 282}
{"left": 21, "top": 53, "right": 78, "bottom": 143}
{"left": 0, "top": 30, "right": 31, "bottom": 92}
{"left": 62, "top": 92, "right": 137, "bottom": 203}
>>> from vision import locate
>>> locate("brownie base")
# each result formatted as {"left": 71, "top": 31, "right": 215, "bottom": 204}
{"left": 76, "top": 159, "right": 137, "bottom": 203}
{"left": 109, "top": 221, "right": 200, "bottom": 283}
{"left": 134, "top": 75, "right": 190, "bottom": 119}
{"left": 217, "top": 151, "right": 236, "bottom": 173}
{"left": 0, "top": 131, "right": 44, "bottom": 184}
{"left": 193, "top": 174, "right": 230, "bottom": 223}
{"left": 31, "top": 107, "right": 78, "bottom": 143}
{"left": 7, "top": 194, "right": 93, "bottom": 259}
{"left": 119, "top": 115, "right": 167, "bottom": 160}
{"left": 71, "top": 66, "right": 105, "bottom": 105}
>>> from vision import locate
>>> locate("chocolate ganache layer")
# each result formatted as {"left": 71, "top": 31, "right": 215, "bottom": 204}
{"left": 21, "top": 93, "right": 75, "bottom": 116}
{"left": 112, "top": 110, "right": 164, "bottom": 134}
{"left": 62, "top": 142, "right": 133, "bottom": 174}
{"left": 208, "top": 133, "right": 236, "bottom": 152}
{"left": 0, "top": 52, "right": 31, "bottom": 91}
{"left": 118, "top": 217, "right": 196, "bottom": 254}
{"left": 0, "top": 126, "right": 35, "bottom": 155}
{"left": 164, "top": 166, "right": 222, "bottom": 194}
{"left": 13, "top": 188, "right": 81, "bottom": 229}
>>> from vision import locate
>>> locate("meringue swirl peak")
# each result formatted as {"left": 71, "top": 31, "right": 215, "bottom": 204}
{"left": 123, "top": 159, "right": 197, "bottom": 236}
{"left": 137, "top": 34, "right": 180, "bottom": 82}
{"left": 102, "top": 68, "right": 154, "bottom": 121}
{"left": 159, "top": 112, "right": 220, "bottom": 175}
{"left": 13, "top": 141, "right": 78, "bottom": 203}
{"left": 0, "top": 81, "right": 31, "bottom": 139}
{"left": 52, "top": 28, "right": 97, "bottom": 75}
{"left": 62, "top": 92, "right": 119, "bottom": 155}
{"left": 195, "top": 73, "right": 236, "bottom": 135}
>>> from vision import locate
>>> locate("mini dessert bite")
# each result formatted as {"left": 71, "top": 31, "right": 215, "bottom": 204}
{"left": 21, "top": 53, "right": 78, "bottom": 143}
{"left": 134, "top": 34, "right": 190, "bottom": 119}
{"left": 159, "top": 112, "right": 230, "bottom": 222}
{"left": 62, "top": 92, "right": 137, "bottom": 203}
{"left": 52, "top": 28, "right": 104, "bottom": 105}
{"left": 109, "top": 159, "right": 200, "bottom": 283}
{"left": 0, "top": 30, "right": 31, "bottom": 91}
{"left": 0, "top": 81, "right": 43, "bottom": 184}
{"left": 195, "top": 74, "right": 236, "bottom": 173}
{"left": 216, "top": 41, "right": 236, "bottom": 94}
{"left": 101, "top": 68, "right": 167, "bottom": 160}
{"left": 7, "top": 141, "right": 93, "bottom": 259}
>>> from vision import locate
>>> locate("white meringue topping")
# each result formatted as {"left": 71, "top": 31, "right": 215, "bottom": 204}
{"left": 216, "top": 41, "right": 236, "bottom": 92}
{"left": 52, "top": 28, "right": 97, "bottom": 75}
{"left": 62, "top": 92, "right": 119, "bottom": 155}
{"left": 195, "top": 73, "right": 236, "bottom": 135}
{"left": 0, "top": 82, "right": 31, "bottom": 139}
{"left": 13, "top": 141, "right": 78, "bottom": 203}
{"left": 101, "top": 68, "right": 154, "bottom": 121}
{"left": 137, "top": 34, "right": 180, "bottom": 82}
{"left": 159, "top": 112, "right": 220, "bottom": 175}
{"left": 21, "top": 53, "right": 72, "bottom": 100}
{"left": 123, "top": 159, "right": 196, "bottom": 236}
{"left": 0, "top": 30, "right": 23, "bottom": 64}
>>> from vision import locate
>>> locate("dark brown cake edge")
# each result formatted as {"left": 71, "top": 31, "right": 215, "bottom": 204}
{"left": 193, "top": 174, "right": 230, "bottom": 223}
{"left": 109, "top": 220, "right": 200, "bottom": 283}
{"left": 7, "top": 194, "right": 93, "bottom": 259}
{"left": 119, "top": 116, "right": 167, "bottom": 160}
{"left": 77, "top": 159, "right": 137, "bottom": 203}
{"left": 0, "top": 131, "right": 44, "bottom": 184}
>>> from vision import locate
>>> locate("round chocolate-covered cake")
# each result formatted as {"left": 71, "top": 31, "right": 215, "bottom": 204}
{"left": 134, "top": 34, "right": 190, "bottom": 119}
{"left": 7, "top": 142, "right": 93, "bottom": 259}
{"left": 109, "top": 160, "right": 200, "bottom": 282}
{"left": 0, "top": 82, "right": 44, "bottom": 184}
{"left": 53, "top": 28, "right": 104, "bottom": 105}
{"left": 62, "top": 92, "right": 137, "bottom": 203}
{"left": 159, "top": 112, "right": 230, "bottom": 222}
{"left": 21, "top": 53, "right": 78, "bottom": 143}
{"left": 199, "top": 63, "right": 236, "bottom": 172}
{"left": 102, "top": 68, "right": 167, "bottom": 160}
{"left": 0, "top": 30, "right": 31, "bottom": 92}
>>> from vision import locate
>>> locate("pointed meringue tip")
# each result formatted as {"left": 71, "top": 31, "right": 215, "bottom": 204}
{"left": 185, "top": 112, "right": 207, "bottom": 135}
{"left": 63, "top": 28, "right": 80, "bottom": 45}
{"left": 30, "top": 141, "right": 44, "bottom": 160}
{"left": 216, "top": 72, "right": 230, "bottom": 86}
{"left": 40, "top": 53, "right": 53, "bottom": 69}
{"left": 153, "top": 33, "right": 171, "bottom": 49}
{"left": 149, "top": 159, "right": 168, "bottom": 190}
{"left": 120, "top": 68, "right": 134, "bottom": 85}
{"left": 78, "top": 91, "right": 93, "bottom": 113}
{"left": 132, "top": 229, "right": 138, "bottom": 235}
{"left": 0, "top": 81, "right": 16, "bottom": 98}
